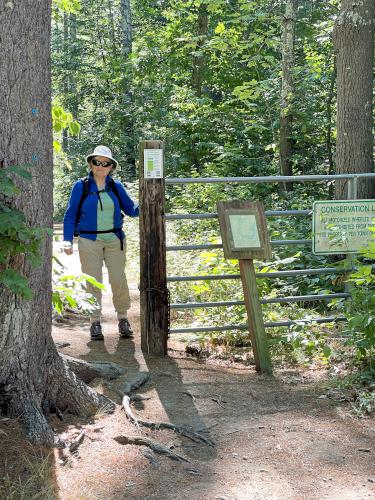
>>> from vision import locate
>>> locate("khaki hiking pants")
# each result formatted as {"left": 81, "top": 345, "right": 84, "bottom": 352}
{"left": 78, "top": 237, "right": 130, "bottom": 322}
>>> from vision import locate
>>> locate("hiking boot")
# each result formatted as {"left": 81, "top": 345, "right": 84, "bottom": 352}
{"left": 90, "top": 321, "right": 104, "bottom": 341}
{"left": 119, "top": 318, "right": 133, "bottom": 338}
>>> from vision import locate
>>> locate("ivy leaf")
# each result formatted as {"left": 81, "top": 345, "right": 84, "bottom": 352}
{"left": 0, "top": 269, "right": 32, "bottom": 299}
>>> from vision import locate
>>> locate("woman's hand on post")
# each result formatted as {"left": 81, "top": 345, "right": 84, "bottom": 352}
{"left": 63, "top": 241, "right": 73, "bottom": 255}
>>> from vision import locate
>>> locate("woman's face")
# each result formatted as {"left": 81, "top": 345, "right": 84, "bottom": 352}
{"left": 90, "top": 155, "right": 115, "bottom": 180}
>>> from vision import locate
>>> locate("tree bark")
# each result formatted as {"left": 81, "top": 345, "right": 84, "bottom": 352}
{"left": 0, "top": 0, "right": 113, "bottom": 446}
{"left": 326, "top": 58, "right": 336, "bottom": 177}
{"left": 334, "top": 0, "right": 375, "bottom": 199}
{"left": 279, "top": 0, "right": 298, "bottom": 191}
{"left": 191, "top": 3, "right": 208, "bottom": 97}
{"left": 191, "top": 2, "right": 208, "bottom": 172}
{"left": 62, "top": 10, "right": 69, "bottom": 150}
{"left": 120, "top": 0, "right": 136, "bottom": 177}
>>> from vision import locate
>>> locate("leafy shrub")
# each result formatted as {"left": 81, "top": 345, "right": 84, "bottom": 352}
{"left": 344, "top": 234, "right": 375, "bottom": 364}
{"left": 0, "top": 165, "right": 50, "bottom": 298}
{"left": 52, "top": 255, "right": 104, "bottom": 316}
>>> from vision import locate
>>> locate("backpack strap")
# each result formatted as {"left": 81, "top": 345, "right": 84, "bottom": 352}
{"left": 74, "top": 177, "right": 90, "bottom": 237}
{"left": 107, "top": 177, "right": 120, "bottom": 203}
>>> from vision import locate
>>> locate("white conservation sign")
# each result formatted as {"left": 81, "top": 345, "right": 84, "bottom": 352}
{"left": 313, "top": 200, "right": 375, "bottom": 254}
{"left": 144, "top": 149, "right": 163, "bottom": 179}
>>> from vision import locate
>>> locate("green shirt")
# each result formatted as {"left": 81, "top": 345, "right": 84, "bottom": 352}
{"left": 97, "top": 191, "right": 117, "bottom": 241}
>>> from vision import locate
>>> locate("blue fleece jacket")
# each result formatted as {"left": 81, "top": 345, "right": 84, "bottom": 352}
{"left": 63, "top": 173, "right": 139, "bottom": 243}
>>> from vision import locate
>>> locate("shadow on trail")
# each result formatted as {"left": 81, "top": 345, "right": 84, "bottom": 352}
{"left": 51, "top": 276, "right": 375, "bottom": 499}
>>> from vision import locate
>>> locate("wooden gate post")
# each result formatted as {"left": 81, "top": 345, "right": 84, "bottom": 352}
{"left": 139, "top": 140, "right": 168, "bottom": 355}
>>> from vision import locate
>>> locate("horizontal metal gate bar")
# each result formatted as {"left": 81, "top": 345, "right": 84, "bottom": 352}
{"left": 165, "top": 209, "right": 312, "bottom": 220}
{"left": 170, "top": 293, "right": 350, "bottom": 309}
{"left": 166, "top": 239, "right": 311, "bottom": 251}
{"left": 169, "top": 316, "right": 347, "bottom": 334}
{"left": 167, "top": 267, "right": 344, "bottom": 282}
{"left": 165, "top": 173, "right": 375, "bottom": 185}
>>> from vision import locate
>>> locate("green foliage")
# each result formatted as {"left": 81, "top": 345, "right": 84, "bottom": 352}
{"left": 332, "top": 368, "right": 375, "bottom": 417}
{"left": 53, "top": 0, "right": 81, "bottom": 14}
{"left": 272, "top": 321, "right": 332, "bottom": 365}
{"left": 51, "top": 0, "right": 339, "bottom": 199}
{"left": 52, "top": 103, "right": 81, "bottom": 152}
{"left": 0, "top": 270, "right": 32, "bottom": 300}
{"left": 52, "top": 255, "right": 105, "bottom": 315}
{"left": 0, "top": 166, "right": 50, "bottom": 298}
{"left": 344, "top": 241, "right": 375, "bottom": 363}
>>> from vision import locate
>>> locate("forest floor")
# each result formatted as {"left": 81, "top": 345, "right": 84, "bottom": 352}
{"left": 1, "top": 238, "right": 375, "bottom": 500}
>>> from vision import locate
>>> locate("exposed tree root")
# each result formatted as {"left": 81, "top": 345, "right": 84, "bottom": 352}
{"left": 62, "top": 355, "right": 126, "bottom": 383}
{"left": 114, "top": 435, "right": 190, "bottom": 462}
{"left": 119, "top": 372, "right": 150, "bottom": 395}
{"left": 122, "top": 394, "right": 214, "bottom": 446}
{"left": 9, "top": 351, "right": 116, "bottom": 446}
{"left": 112, "top": 372, "right": 214, "bottom": 462}
{"left": 68, "top": 431, "right": 85, "bottom": 453}
{"left": 142, "top": 449, "right": 160, "bottom": 467}
{"left": 22, "top": 400, "right": 56, "bottom": 446}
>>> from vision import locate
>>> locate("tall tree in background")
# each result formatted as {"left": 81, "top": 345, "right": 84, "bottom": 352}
{"left": 334, "top": 0, "right": 375, "bottom": 199}
{"left": 191, "top": 1, "right": 209, "bottom": 172}
{"left": 191, "top": 2, "right": 208, "bottom": 97}
{"left": 0, "top": 0, "right": 111, "bottom": 445}
{"left": 120, "top": 0, "right": 136, "bottom": 175}
{"left": 280, "top": 0, "right": 298, "bottom": 190}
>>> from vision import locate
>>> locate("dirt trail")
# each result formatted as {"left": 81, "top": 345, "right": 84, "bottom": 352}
{"left": 52, "top": 242, "right": 374, "bottom": 500}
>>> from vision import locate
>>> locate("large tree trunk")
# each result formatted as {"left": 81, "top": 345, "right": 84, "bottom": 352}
{"left": 334, "top": 0, "right": 375, "bottom": 199}
{"left": 120, "top": 0, "right": 136, "bottom": 177}
{"left": 279, "top": 0, "right": 298, "bottom": 191}
{"left": 326, "top": 58, "right": 336, "bottom": 178}
{"left": 0, "top": 0, "right": 113, "bottom": 446}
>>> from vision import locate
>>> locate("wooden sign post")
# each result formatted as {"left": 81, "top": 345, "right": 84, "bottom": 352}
{"left": 217, "top": 200, "right": 272, "bottom": 374}
{"left": 139, "top": 140, "right": 168, "bottom": 355}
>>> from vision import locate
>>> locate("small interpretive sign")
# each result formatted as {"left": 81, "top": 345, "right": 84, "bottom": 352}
{"left": 228, "top": 213, "right": 261, "bottom": 250}
{"left": 144, "top": 149, "right": 163, "bottom": 179}
{"left": 217, "top": 201, "right": 272, "bottom": 260}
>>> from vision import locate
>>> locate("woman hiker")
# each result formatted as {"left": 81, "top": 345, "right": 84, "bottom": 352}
{"left": 63, "top": 145, "right": 139, "bottom": 341}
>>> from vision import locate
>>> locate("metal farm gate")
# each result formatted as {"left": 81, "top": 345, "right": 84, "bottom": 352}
{"left": 138, "top": 141, "right": 375, "bottom": 365}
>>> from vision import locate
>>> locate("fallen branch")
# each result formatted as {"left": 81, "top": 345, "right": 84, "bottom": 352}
{"left": 114, "top": 435, "right": 190, "bottom": 462}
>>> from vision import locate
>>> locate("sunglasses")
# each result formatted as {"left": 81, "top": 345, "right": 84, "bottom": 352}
{"left": 91, "top": 158, "right": 114, "bottom": 168}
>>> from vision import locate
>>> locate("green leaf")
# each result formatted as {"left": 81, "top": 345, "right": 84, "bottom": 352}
{"left": 322, "top": 345, "right": 332, "bottom": 359}
{"left": 0, "top": 269, "right": 32, "bottom": 299}
{"left": 54, "top": 122, "right": 63, "bottom": 133}
{"left": 215, "top": 22, "right": 226, "bottom": 35}
{"left": 68, "top": 121, "right": 81, "bottom": 136}
{"left": 53, "top": 140, "right": 62, "bottom": 152}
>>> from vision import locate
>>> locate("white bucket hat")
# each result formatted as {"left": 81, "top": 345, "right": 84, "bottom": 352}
{"left": 86, "top": 145, "right": 119, "bottom": 169}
